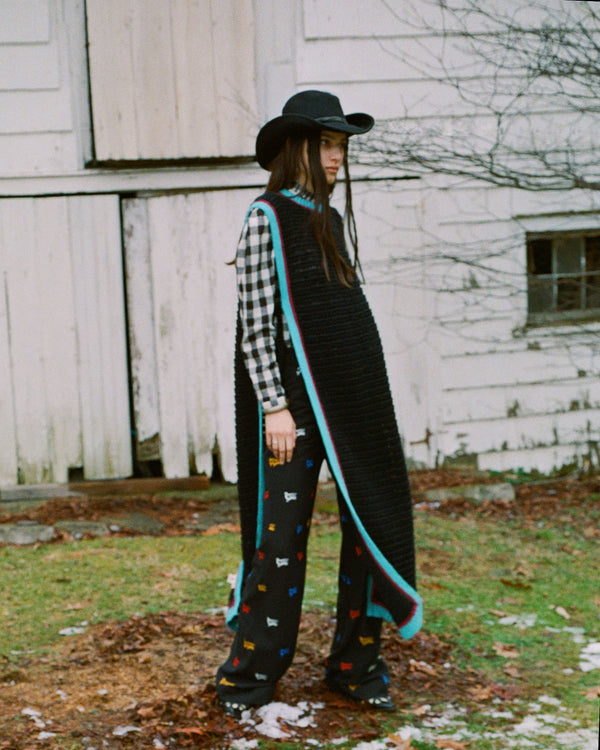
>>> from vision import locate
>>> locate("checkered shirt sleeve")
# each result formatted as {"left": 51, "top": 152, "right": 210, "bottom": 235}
{"left": 236, "top": 205, "right": 289, "bottom": 413}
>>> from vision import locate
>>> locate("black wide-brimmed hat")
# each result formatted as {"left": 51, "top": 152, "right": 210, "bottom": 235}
{"left": 255, "top": 90, "right": 374, "bottom": 170}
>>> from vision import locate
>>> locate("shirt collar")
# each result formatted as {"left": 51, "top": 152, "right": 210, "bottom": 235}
{"left": 290, "top": 182, "right": 315, "bottom": 202}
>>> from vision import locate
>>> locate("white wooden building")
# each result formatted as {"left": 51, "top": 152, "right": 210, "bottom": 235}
{"left": 1, "top": 0, "right": 599, "bottom": 488}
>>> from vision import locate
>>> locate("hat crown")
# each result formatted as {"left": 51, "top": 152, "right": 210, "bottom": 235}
{"left": 255, "top": 90, "right": 374, "bottom": 170}
{"left": 282, "top": 90, "right": 344, "bottom": 121}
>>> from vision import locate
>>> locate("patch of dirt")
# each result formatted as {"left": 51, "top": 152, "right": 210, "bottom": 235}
{"left": 412, "top": 471, "right": 600, "bottom": 535}
{"left": 0, "top": 610, "right": 518, "bottom": 749}
{"left": 0, "top": 494, "right": 218, "bottom": 538}
{"left": 1, "top": 469, "right": 597, "bottom": 747}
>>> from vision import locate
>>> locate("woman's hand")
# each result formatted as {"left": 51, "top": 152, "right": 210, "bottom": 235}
{"left": 265, "top": 408, "right": 296, "bottom": 464}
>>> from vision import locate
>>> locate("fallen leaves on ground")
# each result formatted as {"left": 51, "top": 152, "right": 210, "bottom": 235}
{"left": 0, "top": 610, "right": 517, "bottom": 749}
{"left": 493, "top": 642, "right": 520, "bottom": 659}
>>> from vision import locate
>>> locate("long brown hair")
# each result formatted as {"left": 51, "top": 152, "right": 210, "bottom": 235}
{"left": 267, "top": 132, "right": 361, "bottom": 286}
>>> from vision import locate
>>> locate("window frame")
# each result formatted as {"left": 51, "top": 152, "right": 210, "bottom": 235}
{"left": 526, "top": 229, "right": 600, "bottom": 326}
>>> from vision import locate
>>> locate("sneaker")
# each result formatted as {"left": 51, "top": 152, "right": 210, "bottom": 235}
{"left": 219, "top": 698, "right": 250, "bottom": 719}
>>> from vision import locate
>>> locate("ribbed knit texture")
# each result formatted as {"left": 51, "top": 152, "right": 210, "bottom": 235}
{"left": 235, "top": 191, "right": 418, "bottom": 629}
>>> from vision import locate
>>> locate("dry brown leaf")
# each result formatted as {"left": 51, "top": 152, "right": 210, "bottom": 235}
{"left": 584, "top": 686, "right": 600, "bottom": 700}
{"left": 500, "top": 578, "right": 532, "bottom": 589}
{"left": 409, "top": 659, "right": 438, "bottom": 676}
{"left": 413, "top": 704, "right": 431, "bottom": 716}
{"left": 489, "top": 609, "right": 506, "bottom": 617}
{"left": 493, "top": 642, "right": 520, "bottom": 658}
{"left": 553, "top": 606, "right": 571, "bottom": 620}
{"left": 469, "top": 685, "right": 494, "bottom": 701}
{"left": 201, "top": 522, "right": 241, "bottom": 536}
{"left": 173, "top": 726, "right": 208, "bottom": 736}
{"left": 388, "top": 734, "right": 413, "bottom": 749}
{"left": 504, "top": 664, "right": 520, "bottom": 678}
{"left": 436, "top": 739, "right": 470, "bottom": 749}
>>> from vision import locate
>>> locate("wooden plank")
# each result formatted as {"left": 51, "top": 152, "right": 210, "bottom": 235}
{"left": 210, "top": 0, "right": 257, "bottom": 156}
{"left": 176, "top": 193, "right": 216, "bottom": 476}
{"left": 303, "top": 0, "right": 409, "bottom": 38}
{"left": 170, "top": 0, "right": 219, "bottom": 156}
{"left": 122, "top": 198, "right": 161, "bottom": 461}
{"left": 443, "top": 377, "right": 600, "bottom": 424}
{"left": 303, "top": 0, "right": 582, "bottom": 40}
{"left": 146, "top": 197, "right": 189, "bottom": 478}
{"left": 0, "top": 204, "right": 18, "bottom": 486}
{"left": 86, "top": 0, "right": 138, "bottom": 160}
{"left": 34, "top": 197, "right": 82, "bottom": 482}
{"left": 442, "top": 408, "right": 600, "bottom": 456}
{"left": 2, "top": 198, "right": 51, "bottom": 483}
{"left": 203, "top": 187, "right": 257, "bottom": 481}
{"left": 1, "top": 0, "right": 50, "bottom": 43}
{"left": 478, "top": 443, "right": 591, "bottom": 474}
{"left": 130, "top": 1, "right": 178, "bottom": 159}
{"left": 68, "top": 195, "right": 132, "bottom": 479}
{"left": 68, "top": 474, "right": 209, "bottom": 496}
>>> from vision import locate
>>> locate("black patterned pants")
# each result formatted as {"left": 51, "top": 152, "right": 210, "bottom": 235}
{"left": 216, "top": 348, "right": 389, "bottom": 706}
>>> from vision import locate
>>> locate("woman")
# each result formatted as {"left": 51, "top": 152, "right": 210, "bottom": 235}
{"left": 216, "top": 90, "right": 422, "bottom": 718}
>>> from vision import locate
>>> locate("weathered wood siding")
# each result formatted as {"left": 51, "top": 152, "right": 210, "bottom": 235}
{"left": 0, "top": 195, "right": 132, "bottom": 485}
{"left": 86, "top": 0, "right": 258, "bottom": 161}
{"left": 422, "top": 182, "right": 600, "bottom": 472}
{"left": 289, "top": 0, "right": 600, "bottom": 473}
{"left": 0, "top": 0, "right": 91, "bottom": 175}
{"left": 2, "top": 0, "right": 599, "bottom": 484}
{"left": 122, "top": 189, "right": 250, "bottom": 481}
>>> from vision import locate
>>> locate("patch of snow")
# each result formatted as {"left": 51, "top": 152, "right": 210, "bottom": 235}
{"left": 538, "top": 695, "right": 562, "bottom": 707}
{"left": 112, "top": 725, "right": 142, "bottom": 736}
{"left": 563, "top": 626, "right": 587, "bottom": 644}
{"left": 22, "top": 708, "right": 45, "bottom": 728}
{"left": 487, "top": 710, "right": 514, "bottom": 719}
{"left": 246, "top": 701, "right": 322, "bottom": 739}
{"left": 59, "top": 626, "right": 86, "bottom": 636}
{"left": 229, "top": 740, "right": 258, "bottom": 749}
{"left": 498, "top": 614, "right": 537, "bottom": 629}
{"left": 37, "top": 732, "right": 56, "bottom": 740}
{"left": 580, "top": 642, "right": 600, "bottom": 671}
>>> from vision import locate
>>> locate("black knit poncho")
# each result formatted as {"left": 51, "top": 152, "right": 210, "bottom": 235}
{"left": 233, "top": 189, "right": 422, "bottom": 639}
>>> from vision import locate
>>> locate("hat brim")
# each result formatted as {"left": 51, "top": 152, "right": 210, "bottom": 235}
{"left": 255, "top": 112, "right": 374, "bottom": 170}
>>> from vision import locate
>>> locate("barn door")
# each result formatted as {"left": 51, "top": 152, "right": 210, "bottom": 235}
{"left": 121, "top": 189, "right": 252, "bottom": 482}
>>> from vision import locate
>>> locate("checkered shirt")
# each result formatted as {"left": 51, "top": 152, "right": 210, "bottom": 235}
{"left": 236, "top": 184, "right": 313, "bottom": 413}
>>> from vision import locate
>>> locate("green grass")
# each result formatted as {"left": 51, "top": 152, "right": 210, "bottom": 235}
{"left": 0, "top": 533, "right": 240, "bottom": 656}
{"left": 1, "top": 493, "right": 599, "bottom": 749}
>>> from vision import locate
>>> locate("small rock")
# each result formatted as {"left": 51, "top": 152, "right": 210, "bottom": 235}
{"left": 422, "top": 482, "right": 515, "bottom": 504}
{"left": 0, "top": 523, "right": 55, "bottom": 545}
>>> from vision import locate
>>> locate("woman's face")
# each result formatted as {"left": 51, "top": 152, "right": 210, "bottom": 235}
{"left": 297, "top": 130, "right": 348, "bottom": 190}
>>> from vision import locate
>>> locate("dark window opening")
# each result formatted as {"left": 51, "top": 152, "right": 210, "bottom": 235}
{"left": 526, "top": 232, "right": 600, "bottom": 323}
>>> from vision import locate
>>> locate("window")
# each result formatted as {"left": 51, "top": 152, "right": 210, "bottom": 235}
{"left": 527, "top": 232, "right": 600, "bottom": 323}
